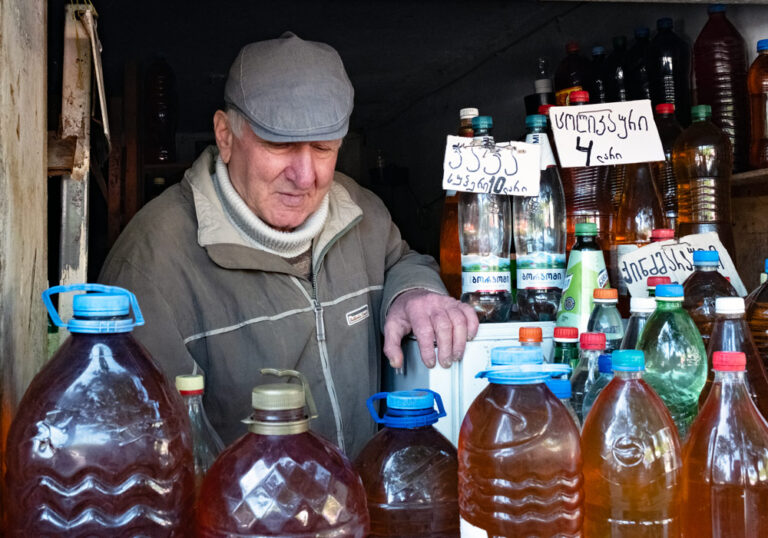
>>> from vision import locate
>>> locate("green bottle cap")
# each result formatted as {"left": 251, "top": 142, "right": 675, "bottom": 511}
{"left": 691, "top": 104, "right": 712, "bottom": 122}
{"left": 575, "top": 222, "right": 598, "bottom": 236}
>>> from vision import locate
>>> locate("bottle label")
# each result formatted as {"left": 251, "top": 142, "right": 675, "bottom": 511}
{"left": 525, "top": 132, "right": 556, "bottom": 170}
{"left": 612, "top": 243, "right": 639, "bottom": 296}
{"left": 460, "top": 517, "right": 489, "bottom": 537}
{"left": 555, "top": 86, "right": 583, "bottom": 106}
{"left": 461, "top": 255, "right": 512, "bottom": 293}
{"left": 556, "top": 249, "right": 609, "bottom": 332}
{"left": 516, "top": 253, "right": 566, "bottom": 290}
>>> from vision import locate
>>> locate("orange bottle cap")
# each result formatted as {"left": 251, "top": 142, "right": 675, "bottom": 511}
{"left": 519, "top": 326, "right": 543, "bottom": 343}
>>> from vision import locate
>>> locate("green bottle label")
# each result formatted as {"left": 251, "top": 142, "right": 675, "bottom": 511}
{"left": 461, "top": 255, "right": 512, "bottom": 293}
{"left": 557, "top": 249, "right": 609, "bottom": 332}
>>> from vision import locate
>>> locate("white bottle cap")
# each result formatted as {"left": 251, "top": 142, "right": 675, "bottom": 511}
{"left": 460, "top": 107, "right": 479, "bottom": 119}
{"left": 630, "top": 297, "right": 656, "bottom": 313}
{"left": 175, "top": 374, "right": 204, "bottom": 393}
{"left": 715, "top": 297, "right": 745, "bottom": 314}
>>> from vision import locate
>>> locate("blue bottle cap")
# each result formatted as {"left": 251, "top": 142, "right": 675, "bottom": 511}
{"left": 472, "top": 115, "right": 493, "bottom": 130}
{"left": 758, "top": 39, "right": 768, "bottom": 53}
{"left": 708, "top": 4, "right": 726, "bottom": 14}
{"left": 545, "top": 378, "right": 572, "bottom": 399}
{"left": 655, "top": 283, "right": 684, "bottom": 299}
{"left": 693, "top": 249, "right": 719, "bottom": 265}
{"left": 525, "top": 114, "right": 547, "bottom": 129}
{"left": 657, "top": 17, "right": 673, "bottom": 30}
{"left": 386, "top": 390, "right": 434, "bottom": 410}
{"left": 477, "top": 363, "right": 571, "bottom": 385}
{"left": 765, "top": 258, "right": 768, "bottom": 273}
{"left": 612, "top": 349, "right": 645, "bottom": 371}
{"left": 635, "top": 27, "right": 650, "bottom": 39}
{"left": 73, "top": 293, "right": 130, "bottom": 317}
{"left": 366, "top": 389, "right": 446, "bottom": 429}
{"left": 42, "top": 284, "right": 144, "bottom": 334}
{"left": 490, "top": 346, "right": 544, "bottom": 366}
{"left": 592, "top": 45, "right": 605, "bottom": 56}
{"left": 598, "top": 353, "right": 613, "bottom": 374}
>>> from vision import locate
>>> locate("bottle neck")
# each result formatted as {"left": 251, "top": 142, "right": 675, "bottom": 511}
{"left": 695, "top": 264, "right": 718, "bottom": 272}
{"left": 574, "top": 235, "right": 600, "bottom": 249}
{"left": 615, "top": 370, "right": 643, "bottom": 380}
{"left": 711, "top": 370, "right": 752, "bottom": 405}
{"left": 656, "top": 299, "right": 682, "bottom": 311}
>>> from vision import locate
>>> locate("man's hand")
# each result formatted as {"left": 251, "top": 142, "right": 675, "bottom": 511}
{"left": 383, "top": 289, "right": 479, "bottom": 369}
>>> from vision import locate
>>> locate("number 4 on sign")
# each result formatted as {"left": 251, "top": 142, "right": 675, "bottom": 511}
{"left": 576, "top": 136, "right": 593, "bottom": 167}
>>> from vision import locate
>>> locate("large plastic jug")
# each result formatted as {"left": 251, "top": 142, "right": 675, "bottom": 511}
{"left": 355, "top": 390, "right": 458, "bottom": 537}
{"left": 458, "top": 362, "right": 582, "bottom": 536}
{"left": 5, "top": 284, "right": 195, "bottom": 536}
{"left": 196, "top": 368, "right": 369, "bottom": 537}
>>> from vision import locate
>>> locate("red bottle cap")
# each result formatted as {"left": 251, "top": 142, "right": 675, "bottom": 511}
{"left": 538, "top": 104, "right": 553, "bottom": 115}
{"left": 554, "top": 326, "right": 579, "bottom": 341}
{"left": 655, "top": 103, "right": 675, "bottom": 115}
{"left": 651, "top": 228, "right": 675, "bottom": 241}
{"left": 713, "top": 351, "right": 746, "bottom": 371}
{"left": 566, "top": 41, "right": 580, "bottom": 54}
{"left": 519, "top": 326, "right": 543, "bottom": 343}
{"left": 569, "top": 91, "right": 589, "bottom": 103}
{"left": 647, "top": 276, "right": 672, "bottom": 287}
{"left": 593, "top": 288, "right": 618, "bottom": 300}
{"left": 580, "top": 332, "right": 606, "bottom": 350}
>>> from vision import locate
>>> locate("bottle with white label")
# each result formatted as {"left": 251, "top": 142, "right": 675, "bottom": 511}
{"left": 514, "top": 114, "right": 567, "bottom": 321}
{"left": 459, "top": 116, "right": 513, "bottom": 322}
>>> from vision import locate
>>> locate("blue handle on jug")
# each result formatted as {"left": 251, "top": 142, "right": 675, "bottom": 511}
{"left": 42, "top": 283, "right": 145, "bottom": 329}
{"left": 366, "top": 388, "right": 446, "bottom": 424}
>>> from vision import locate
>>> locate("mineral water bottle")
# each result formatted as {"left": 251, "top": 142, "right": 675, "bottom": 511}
{"left": 554, "top": 41, "right": 590, "bottom": 105}
{"left": 515, "top": 114, "right": 567, "bottom": 321}
{"left": 682, "top": 249, "right": 738, "bottom": 348}
{"left": 356, "top": 390, "right": 458, "bottom": 537}
{"left": 621, "top": 297, "right": 656, "bottom": 350}
{"left": 459, "top": 116, "right": 513, "bottom": 322}
{"left": 604, "top": 35, "right": 628, "bottom": 103}
{"left": 519, "top": 326, "right": 543, "bottom": 351}
{"left": 673, "top": 104, "right": 736, "bottom": 259}
{"left": 648, "top": 17, "right": 692, "bottom": 126}
{"left": 588, "top": 45, "right": 608, "bottom": 103}
{"left": 652, "top": 104, "right": 684, "bottom": 231}
{"left": 587, "top": 288, "right": 624, "bottom": 352}
{"left": 546, "top": 377, "right": 581, "bottom": 429}
{"left": 749, "top": 39, "right": 768, "bottom": 169}
{"left": 638, "top": 283, "right": 708, "bottom": 439}
{"left": 553, "top": 326, "right": 580, "bottom": 371}
{"left": 581, "top": 353, "right": 613, "bottom": 421}
{"left": 647, "top": 275, "right": 672, "bottom": 297}
{"left": 197, "top": 369, "right": 369, "bottom": 537}
{"left": 700, "top": 297, "right": 768, "bottom": 420}
{"left": 682, "top": 351, "right": 768, "bottom": 536}
{"left": 459, "top": 363, "right": 582, "bottom": 536}
{"left": 440, "top": 107, "right": 477, "bottom": 299}
{"left": 625, "top": 27, "right": 652, "bottom": 101}
{"left": 694, "top": 3, "right": 750, "bottom": 172}
{"left": 6, "top": 284, "right": 195, "bottom": 535}
{"left": 582, "top": 349, "right": 682, "bottom": 536}
{"left": 176, "top": 374, "right": 225, "bottom": 492}
{"left": 557, "top": 222, "right": 610, "bottom": 332}
{"left": 571, "top": 332, "right": 606, "bottom": 423}
{"left": 651, "top": 228, "right": 675, "bottom": 242}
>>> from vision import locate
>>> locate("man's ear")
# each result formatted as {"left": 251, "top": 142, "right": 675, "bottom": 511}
{"left": 213, "top": 110, "right": 233, "bottom": 163}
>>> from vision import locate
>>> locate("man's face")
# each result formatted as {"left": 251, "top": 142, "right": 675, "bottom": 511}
{"left": 221, "top": 116, "right": 341, "bottom": 231}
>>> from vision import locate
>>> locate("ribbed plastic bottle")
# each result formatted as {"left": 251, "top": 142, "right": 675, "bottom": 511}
{"left": 355, "top": 390, "right": 458, "bottom": 537}
{"left": 647, "top": 275, "right": 673, "bottom": 297}
{"left": 682, "top": 249, "right": 738, "bottom": 348}
{"left": 196, "top": 369, "right": 369, "bottom": 537}
{"left": 672, "top": 104, "right": 736, "bottom": 259}
{"left": 588, "top": 45, "right": 608, "bottom": 103}
{"left": 571, "top": 332, "right": 607, "bottom": 424}
{"left": 648, "top": 17, "right": 692, "bottom": 126}
{"left": 604, "top": 35, "right": 629, "bottom": 103}
{"left": 625, "top": 27, "right": 652, "bottom": 101}
{"left": 653, "top": 104, "right": 684, "bottom": 231}
{"left": 5, "top": 284, "right": 195, "bottom": 536}
{"left": 515, "top": 114, "right": 567, "bottom": 321}
{"left": 582, "top": 349, "right": 682, "bottom": 536}
{"left": 553, "top": 326, "right": 580, "bottom": 371}
{"left": 700, "top": 297, "right": 768, "bottom": 421}
{"left": 581, "top": 353, "right": 613, "bottom": 421}
{"left": 749, "top": 39, "right": 768, "bottom": 169}
{"left": 176, "top": 374, "right": 225, "bottom": 492}
{"left": 638, "top": 283, "right": 708, "bottom": 439}
{"left": 587, "top": 288, "right": 624, "bottom": 352}
{"left": 459, "top": 116, "right": 513, "bottom": 322}
{"left": 621, "top": 297, "right": 657, "bottom": 350}
{"left": 554, "top": 41, "right": 591, "bottom": 106}
{"left": 440, "top": 107, "right": 478, "bottom": 299}
{"left": 459, "top": 362, "right": 581, "bottom": 536}
{"left": 683, "top": 351, "right": 768, "bottom": 536}
{"left": 546, "top": 377, "right": 581, "bottom": 429}
{"left": 694, "top": 3, "right": 750, "bottom": 172}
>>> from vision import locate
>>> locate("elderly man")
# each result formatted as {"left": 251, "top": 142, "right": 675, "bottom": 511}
{"left": 100, "top": 32, "right": 477, "bottom": 457}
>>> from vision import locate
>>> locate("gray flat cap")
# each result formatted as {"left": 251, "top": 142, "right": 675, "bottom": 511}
{"left": 224, "top": 32, "right": 354, "bottom": 142}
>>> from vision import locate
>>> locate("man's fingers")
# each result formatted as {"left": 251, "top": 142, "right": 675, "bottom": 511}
{"left": 382, "top": 319, "right": 408, "bottom": 369}
{"left": 460, "top": 302, "right": 480, "bottom": 340}
{"left": 431, "top": 310, "right": 454, "bottom": 368}
{"left": 411, "top": 310, "right": 437, "bottom": 368}
{"left": 447, "top": 307, "right": 468, "bottom": 361}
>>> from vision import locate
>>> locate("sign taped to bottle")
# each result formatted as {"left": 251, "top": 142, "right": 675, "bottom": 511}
{"left": 618, "top": 232, "right": 747, "bottom": 298}
{"left": 548, "top": 99, "right": 665, "bottom": 168}
{"left": 442, "top": 135, "right": 541, "bottom": 196}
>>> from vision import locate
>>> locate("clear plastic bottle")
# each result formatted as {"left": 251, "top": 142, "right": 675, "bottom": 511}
{"left": 651, "top": 228, "right": 676, "bottom": 242}
{"left": 745, "top": 257, "right": 768, "bottom": 311}
{"left": 553, "top": 326, "right": 580, "bottom": 371}
{"left": 682, "top": 249, "right": 738, "bottom": 348}
{"left": 459, "top": 363, "right": 582, "bottom": 536}
{"left": 694, "top": 3, "right": 750, "bottom": 172}
{"left": 700, "top": 297, "right": 768, "bottom": 421}
{"left": 673, "top": 104, "right": 736, "bottom": 259}
{"left": 603, "top": 35, "right": 629, "bottom": 103}
{"left": 625, "top": 27, "right": 652, "bottom": 101}
{"left": 546, "top": 377, "right": 581, "bottom": 429}
{"left": 682, "top": 351, "right": 768, "bottom": 536}
{"left": 638, "top": 283, "right": 708, "bottom": 439}
{"left": 621, "top": 297, "right": 657, "bottom": 350}
{"left": 519, "top": 326, "right": 543, "bottom": 351}
{"left": 440, "top": 107, "right": 478, "bottom": 300}
{"left": 571, "top": 332, "right": 606, "bottom": 423}
{"left": 588, "top": 45, "right": 608, "bottom": 103}
{"left": 515, "top": 114, "right": 567, "bottom": 321}
{"left": 197, "top": 369, "right": 369, "bottom": 537}
{"left": 459, "top": 116, "right": 513, "bottom": 322}
{"left": 554, "top": 41, "right": 591, "bottom": 106}
{"left": 749, "top": 39, "right": 768, "bottom": 169}
{"left": 176, "top": 374, "right": 225, "bottom": 492}
{"left": 582, "top": 349, "right": 682, "bottom": 536}
{"left": 355, "top": 390, "right": 458, "bottom": 537}
{"left": 647, "top": 275, "right": 673, "bottom": 297}
{"left": 6, "top": 284, "right": 195, "bottom": 535}
{"left": 557, "top": 222, "right": 610, "bottom": 332}
{"left": 581, "top": 353, "right": 613, "bottom": 421}
{"left": 653, "top": 104, "right": 684, "bottom": 231}
{"left": 648, "top": 18, "right": 692, "bottom": 126}
{"left": 587, "top": 288, "right": 624, "bottom": 352}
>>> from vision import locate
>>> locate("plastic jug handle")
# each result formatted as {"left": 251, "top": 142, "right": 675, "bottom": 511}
{"left": 260, "top": 368, "right": 319, "bottom": 420}
{"left": 365, "top": 388, "right": 446, "bottom": 424}
{"left": 42, "top": 283, "right": 144, "bottom": 329}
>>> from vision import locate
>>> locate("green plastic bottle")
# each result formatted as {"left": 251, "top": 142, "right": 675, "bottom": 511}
{"left": 553, "top": 326, "right": 580, "bottom": 372}
{"left": 557, "top": 222, "right": 610, "bottom": 332}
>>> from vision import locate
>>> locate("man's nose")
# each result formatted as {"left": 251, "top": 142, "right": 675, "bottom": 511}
{"left": 284, "top": 145, "right": 315, "bottom": 188}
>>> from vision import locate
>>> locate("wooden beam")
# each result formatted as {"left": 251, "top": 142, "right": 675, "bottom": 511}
{"left": 46, "top": 131, "right": 76, "bottom": 176}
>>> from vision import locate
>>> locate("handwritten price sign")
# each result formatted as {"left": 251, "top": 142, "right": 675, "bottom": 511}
{"left": 442, "top": 136, "right": 541, "bottom": 196}
{"left": 548, "top": 99, "right": 665, "bottom": 168}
